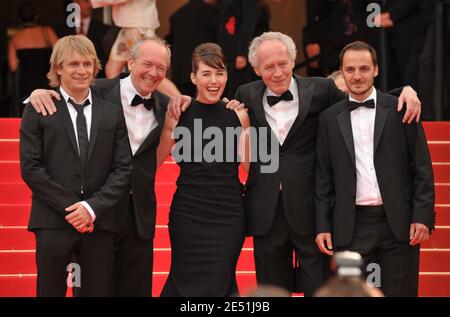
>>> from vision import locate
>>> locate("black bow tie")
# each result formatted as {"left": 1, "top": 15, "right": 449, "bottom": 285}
{"left": 348, "top": 99, "right": 375, "bottom": 112}
{"left": 267, "top": 90, "right": 293, "bottom": 107}
{"left": 131, "top": 94, "right": 155, "bottom": 111}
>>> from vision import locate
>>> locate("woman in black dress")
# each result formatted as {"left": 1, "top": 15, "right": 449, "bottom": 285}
{"left": 158, "top": 43, "right": 250, "bottom": 297}
{"left": 8, "top": 2, "right": 58, "bottom": 115}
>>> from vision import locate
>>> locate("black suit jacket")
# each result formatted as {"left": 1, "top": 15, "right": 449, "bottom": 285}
{"left": 20, "top": 93, "right": 132, "bottom": 232}
{"left": 93, "top": 76, "right": 169, "bottom": 239}
{"left": 315, "top": 90, "right": 435, "bottom": 247}
{"left": 235, "top": 75, "right": 346, "bottom": 236}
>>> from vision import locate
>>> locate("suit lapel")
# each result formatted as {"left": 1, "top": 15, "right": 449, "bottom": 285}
{"left": 133, "top": 91, "right": 165, "bottom": 157}
{"left": 251, "top": 82, "right": 270, "bottom": 128}
{"left": 337, "top": 104, "right": 356, "bottom": 166}
{"left": 373, "top": 91, "right": 390, "bottom": 154}
{"left": 58, "top": 96, "right": 79, "bottom": 156}
{"left": 87, "top": 96, "right": 103, "bottom": 164}
{"left": 152, "top": 91, "right": 166, "bottom": 128}
{"left": 283, "top": 75, "right": 314, "bottom": 146}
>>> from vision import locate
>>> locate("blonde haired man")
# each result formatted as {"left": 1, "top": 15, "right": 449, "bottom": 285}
{"left": 20, "top": 35, "right": 131, "bottom": 296}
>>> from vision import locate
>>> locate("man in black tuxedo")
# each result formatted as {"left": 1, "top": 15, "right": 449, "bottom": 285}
{"left": 315, "top": 41, "right": 435, "bottom": 296}
{"left": 20, "top": 35, "right": 131, "bottom": 296}
{"left": 232, "top": 32, "right": 422, "bottom": 296}
{"left": 27, "top": 37, "right": 190, "bottom": 296}
{"left": 93, "top": 39, "right": 171, "bottom": 297}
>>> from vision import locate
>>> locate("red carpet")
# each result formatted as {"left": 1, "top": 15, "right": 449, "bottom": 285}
{"left": 0, "top": 118, "right": 449, "bottom": 296}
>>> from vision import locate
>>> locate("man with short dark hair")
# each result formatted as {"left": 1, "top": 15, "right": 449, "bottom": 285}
{"left": 315, "top": 41, "right": 435, "bottom": 296}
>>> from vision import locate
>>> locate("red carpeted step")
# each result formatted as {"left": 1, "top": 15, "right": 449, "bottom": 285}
{"left": 155, "top": 184, "right": 177, "bottom": 205}
{"left": 0, "top": 141, "right": 19, "bottom": 161}
{"left": 423, "top": 122, "right": 450, "bottom": 140}
{"left": 420, "top": 250, "right": 450, "bottom": 272}
{"left": 418, "top": 274, "right": 450, "bottom": 297}
{"left": 0, "top": 119, "right": 20, "bottom": 139}
{"left": 436, "top": 205, "right": 450, "bottom": 226}
{"left": 428, "top": 143, "right": 450, "bottom": 162}
{"left": 0, "top": 275, "right": 36, "bottom": 297}
{"left": 156, "top": 204, "right": 170, "bottom": 226}
{"left": 433, "top": 164, "right": 450, "bottom": 183}
{"left": 0, "top": 161, "right": 21, "bottom": 183}
{"left": 0, "top": 252, "right": 36, "bottom": 274}
{"left": 421, "top": 228, "right": 450, "bottom": 249}
{"left": 155, "top": 163, "right": 179, "bottom": 183}
{"left": 0, "top": 204, "right": 30, "bottom": 226}
{"left": 436, "top": 185, "right": 450, "bottom": 204}
{"left": 0, "top": 183, "right": 31, "bottom": 204}
{"left": 0, "top": 228, "right": 35, "bottom": 250}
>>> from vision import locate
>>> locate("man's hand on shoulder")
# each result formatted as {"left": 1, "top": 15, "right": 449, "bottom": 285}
{"left": 167, "top": 95, "right": 192, "bottom": 120}
{"left": 397, "top": 86, "right": 421, "bottom": 124}
{"left": 29, "top": 89, "right": 60, "bottom": 116}
{"left": 223, "top": 98, "right": 247, "bottom": 112}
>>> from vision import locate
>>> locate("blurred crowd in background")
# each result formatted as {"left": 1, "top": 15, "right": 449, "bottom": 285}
{"left": 0, "top": 0, "right": 449, "bottom": 120}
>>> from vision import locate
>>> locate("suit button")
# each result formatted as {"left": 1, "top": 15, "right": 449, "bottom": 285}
{"left": 280, "top": 151, "right": 285, "bottom": 157}
{"left": 130, "top": 189, "right": 133, "bottom": 195}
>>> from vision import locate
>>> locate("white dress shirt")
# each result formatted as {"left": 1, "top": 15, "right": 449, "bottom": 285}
{"left": 59, "top": 87, "right": 97, "bottom": 221}
{"left": 120, "top": 75, "right": 158, "bottom": 155}
{"left": 91, "top": 0, "right": 160, "bottom": 29}
{"left": 263, "top": 78, "right": 299, "bottom": 190}
{"left": 262, "top": 78, "right": 299, "bottom": 146}
{"left": 349, "top": 87, "right": 383, "bottom": 206}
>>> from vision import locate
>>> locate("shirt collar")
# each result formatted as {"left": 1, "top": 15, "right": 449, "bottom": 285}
{"left": 122, "top": 75, "right": 152, "bottom": 105}
{"left": 60, "top": 86, "right": 92, "bottom": 106}
{"left": 349, "top": 86, "right": 377, "bottom": 107}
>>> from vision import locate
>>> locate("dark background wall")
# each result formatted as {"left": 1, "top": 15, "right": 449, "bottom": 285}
{"left": 156, "top": 0, "right": 307, "bottom": 69}
{"left": 1, "top": 0, "right": 307, "bottom": 73}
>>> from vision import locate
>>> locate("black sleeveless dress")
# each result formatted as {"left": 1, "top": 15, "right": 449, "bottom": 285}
{"left": 16, "top": 48, "right": 52, "bottom": 115}
{"left": 161, "top": 99, "right": 246, "bottom": 297}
